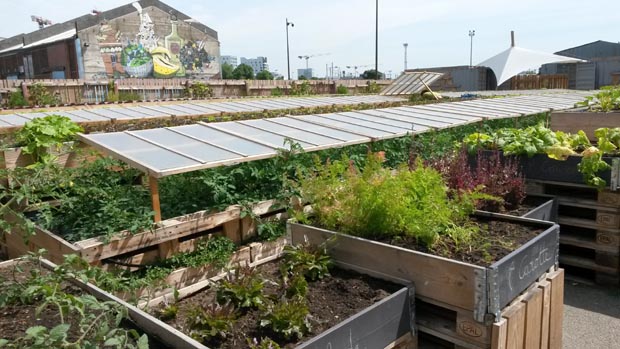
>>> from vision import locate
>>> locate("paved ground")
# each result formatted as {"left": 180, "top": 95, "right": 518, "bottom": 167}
{"left": 563, "top": 279, "right": 620, "bottom": 348}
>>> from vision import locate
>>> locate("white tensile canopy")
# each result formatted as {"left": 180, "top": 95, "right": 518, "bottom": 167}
{"left": 478, "top": 44, "right": 585, "bottom": 87}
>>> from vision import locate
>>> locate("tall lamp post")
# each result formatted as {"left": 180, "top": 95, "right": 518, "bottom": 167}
{"left": 375, "top": 0, "right": 379, "bottom": 79}
{"left": 469, "top": 29, "right": 475, "bottom": 68}
{"left": 286, "top": 18, "right": 294, "bottom": 80}
{"left": 403, "top": 43, "right": 408, "bottom": 71}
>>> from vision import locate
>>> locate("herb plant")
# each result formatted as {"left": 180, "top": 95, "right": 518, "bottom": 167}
{"left": 248, "top": 337, "right": 281, "bottom": 349}
{"left": 576, "top": 85, "right": 620, "bottom": 112}
{"left": 281, "top": 243, "right": 332, "bottom": 282}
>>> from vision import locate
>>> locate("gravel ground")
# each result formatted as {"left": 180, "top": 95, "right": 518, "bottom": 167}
{"left": 563, "top": 279, "right": 620, "bottom": 349}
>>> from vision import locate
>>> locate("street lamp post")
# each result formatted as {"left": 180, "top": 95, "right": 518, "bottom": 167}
{"left": 286, "top": 18, "right": 294, "bottom": 80}
{"left": 403, "top": 43, "right": 408, "bottom": 71}
{"left": 375, "top": 0, "right": 379, "bottom": 79}
{"left": 469, "top": 29, "right": 475, "bottom": 68}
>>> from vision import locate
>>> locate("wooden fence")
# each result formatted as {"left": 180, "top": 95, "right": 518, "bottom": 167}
{"left": 508, "top": 74, "right": 569, "bottom": 90}
{"left": 0, "top": 78, "right": 392, "bottom": 106}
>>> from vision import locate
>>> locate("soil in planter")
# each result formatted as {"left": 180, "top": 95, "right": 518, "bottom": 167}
{"left": 0, "top": 264, "right": 170, "bottom": 348}
{"left": 376, "top": 217, "right": 545, "bottom": 267}
{"left": 159, "top": 261, "right": 401, "bottom": 349}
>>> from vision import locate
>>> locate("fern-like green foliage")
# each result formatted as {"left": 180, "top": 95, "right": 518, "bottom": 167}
{"left": 298, "top": 154, "right": 480, "bottom": 246}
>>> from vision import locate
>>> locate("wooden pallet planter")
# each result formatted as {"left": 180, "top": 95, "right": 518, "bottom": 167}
{"left": 415, "top": 268, "right": 564, "bottom": 349}
{"left": 143, "top": 242, "right": 417, "bottom": 349}
{"left": 527, "top": 180, "right": 620, "bottom": 285}
{"left": 0, "top": 257, "right": 208, "bottom": 349}
{"left": 4, "top": 199, "right": 290, "bottom": 269}
{"left": 550, "top": 111, "right": 620, "bottom": 142}
{"left": 289, "top": 212, "right": 559, "bottom": 318}
{"left": 132, "top": 237, "right": 290, "bottom": 306}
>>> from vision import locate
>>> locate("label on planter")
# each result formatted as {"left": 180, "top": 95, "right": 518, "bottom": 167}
{"left": 491, "top": 227, "right": 558, "bottom": 310}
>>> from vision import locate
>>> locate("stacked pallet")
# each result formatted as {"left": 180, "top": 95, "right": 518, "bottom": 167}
{"left": 417, "top": 268, "right": 565, "bottom": 349}
{"left": 527, "top": 180, "right": 620, "bottom": 285}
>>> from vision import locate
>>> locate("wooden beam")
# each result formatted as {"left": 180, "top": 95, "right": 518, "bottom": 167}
{"left": 149, "top": 175, "right": 162, "bottom": 223}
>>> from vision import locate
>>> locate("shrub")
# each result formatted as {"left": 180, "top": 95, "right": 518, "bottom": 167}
{"left": 8, "top": 90, "right": 29, "bottom": 108}
{"left": 186, "top": 82, "right": 213, "bottom": 99}
{"left": 271, "top": 87, "right": 284, "bottom": 96}
{"left": 28, "top": 83, "right": 59, "bottom": 106}
{"left": 336, "top": 84, "right": 348, "bottom": 95}
{"left": 429, "top": 148, "right": 525, "bottom": 212}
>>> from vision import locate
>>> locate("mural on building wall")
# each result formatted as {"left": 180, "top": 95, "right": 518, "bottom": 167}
{"left": 95, "top": 4, "right": 217, "bottom": 79}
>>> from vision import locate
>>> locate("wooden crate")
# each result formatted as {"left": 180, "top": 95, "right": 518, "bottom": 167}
{"left": 550, "top": 111, "right": 620, "bottom": 142}
{"left": 5, "top": 199, "right": 289, "bottom": 269}
{"left": 416, "top": 268, "right": 564, "bottom": 349}
{"left": 527, "top": 180, "right": 620, "bottom": 285}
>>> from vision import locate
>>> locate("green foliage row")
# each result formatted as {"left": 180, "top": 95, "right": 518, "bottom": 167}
{"left": 463, "top": 123, "right": 620, "bottom": 188}
{"left": 185, "top": 81, "right": 214, "bottom": 99}
{"left": 576, "top": 85, "right": 620, "bottom": 112}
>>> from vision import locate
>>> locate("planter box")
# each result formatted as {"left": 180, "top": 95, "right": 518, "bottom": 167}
{"left": 145, "top": 243, "right": 416, "bottom": 349}
{"left": 5, "top": 199, "right": 289, "bottom": 269}
{"left": 475, "top": 150, "right": 620, "bottom": 191}
{"left": 0, "top": 141, "right": 99, "bottom": 170}
{"left": 551, "top": 111, "right": 620, "bottom": 142}
{"left": 519, "top": 194, "right": 557, "bottom": 222}
{"left": 0, "top": 257, "right": 207, "bottom": 349}
{"left": 288, "top": 212, "right": 559, "bottom": 323}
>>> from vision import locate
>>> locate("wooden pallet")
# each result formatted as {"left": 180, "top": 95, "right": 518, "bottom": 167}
{"left": 526, "top": 180, "right": 620, "bottom": 285}
{"left": 417, "top": 268, "right": 564, "bottom": 349}
{"left": 5, "top": 199, "right": 292, "bottom": 270}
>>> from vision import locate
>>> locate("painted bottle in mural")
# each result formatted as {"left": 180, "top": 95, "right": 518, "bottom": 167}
{"left": 165, "top": 21, "right": 186, "bottom": 77}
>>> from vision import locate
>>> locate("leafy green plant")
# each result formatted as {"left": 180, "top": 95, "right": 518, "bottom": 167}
{"left": 290, "top": 81, "right": 313, "bottom": 96}
{"left": 0, "top": 253, "right": 149, "bottom": 349}
{"left": 7, "top": 91, "right": 29, "bottom": 108}
{"left": 14, "top": 115, "right": 83, "bottom": 165}
{"left": 364, "top": 81, "right": 381, "bottom": 94}
{"left": 216, "top": 265, "right": 266, "bottom": 309}
{"left": 28, "top": 83, "right": 59, "bottom": 106}
{"left": 576, "top": 85, "right": 620, "bottom": 112}
{"left": 260, "top": 298, "right": 311, "bottom": 340}
{"left": 185, "top": 82, "right": 213, "bottom": 99}
{"left": 247, "top": 337, "right": 281, "bottom": 349}
{"left": 270, "top": 87, "right": 284, "bottom": 97}
{"left": 186, "top": 303, "right": 237, "bottom": 342}
{"left": 283, "top": 273, "right": 308, "bottom": 299}
{"left": 336, "top": 84, "right": 349, "bottom": 95}
{"left": 281, "top": 243, "right": 332, "bottom": 282}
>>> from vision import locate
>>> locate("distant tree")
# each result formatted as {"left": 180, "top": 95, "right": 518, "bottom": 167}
{"left": 360, "top": 69, "right": 385, "bottom": 80}
{"left": 221, "top": 63, "right": 234, "bottom": 79}
{"left": 256, "top": 70, "right": 274, "bottom": 80}
{"left": 298, "top": 75, "right": 308, "bottom": 80}
{"left": 232, "top": 64, "right": 255, "bottom": 79}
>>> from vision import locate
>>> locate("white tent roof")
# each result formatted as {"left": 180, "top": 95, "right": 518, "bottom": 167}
{"left": 478, "top": 46, "right": 585, "bottom": 86}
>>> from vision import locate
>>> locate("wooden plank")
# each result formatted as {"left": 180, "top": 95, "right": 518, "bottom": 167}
{"left": 523, "top": 288, "right": 543, "bottom": 349}
{"left": 222, "top": 219, "right": 241, "bottom": 243}
{"left": 559, "top": 216, "right": 620, "bottom": 233}
{"left": 456, "top": 311, "right": 491, "bottom": 345}
{"left": 384, "top": 332, "right": 417, "bottom": 349}
{"left": 559, "top": 255, "right": 618, "bottom": 274}
{"left": 502, "top": 301, "right": 525, "bottom": 349}
{"left": 491, "top": 318, "right": 507, "bottom": 349}
{"left": 250, "top": 237, "right": 289, "bottom": 264}
{"left": 149, "top": 175, "right": 162, "bottom": 223}
{"left": 598, "top": 191, "right": 620, "bottom": 207}
{"left": 551, "top": 112, "right": 620, "bottom": 141}
{"left": 596, "top": 212, "right": 620, "bottom": 229}
{"left": 76, "top": 207, "right": 241, "bottom": 262}
{"left": 538, "top": 280, "right": 552, "bottom": 349}
{"left": 291, "top": 223, "right": 481, "bottom": 311}
{"left": 547, "top": 269, "right": 564, "bottom": 349}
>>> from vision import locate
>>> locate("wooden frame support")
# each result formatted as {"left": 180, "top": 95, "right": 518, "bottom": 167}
{"left": 149, "top": 175, "right": 162, "bottom": 223}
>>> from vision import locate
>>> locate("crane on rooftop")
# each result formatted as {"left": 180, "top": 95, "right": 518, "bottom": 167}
{"left": 298, "top": 53, "right": 331, "bottom": 69}
{"left": 31, "top": 15, "right": 52, "bottom": 29}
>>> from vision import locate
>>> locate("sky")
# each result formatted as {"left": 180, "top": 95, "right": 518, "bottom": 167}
{"left": 1, "top": 0, "right": 618, "bottom": 78}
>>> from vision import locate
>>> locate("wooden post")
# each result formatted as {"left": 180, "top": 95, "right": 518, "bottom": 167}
{"left": 149, "top": 175, "right": 162, "bottom": 223}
